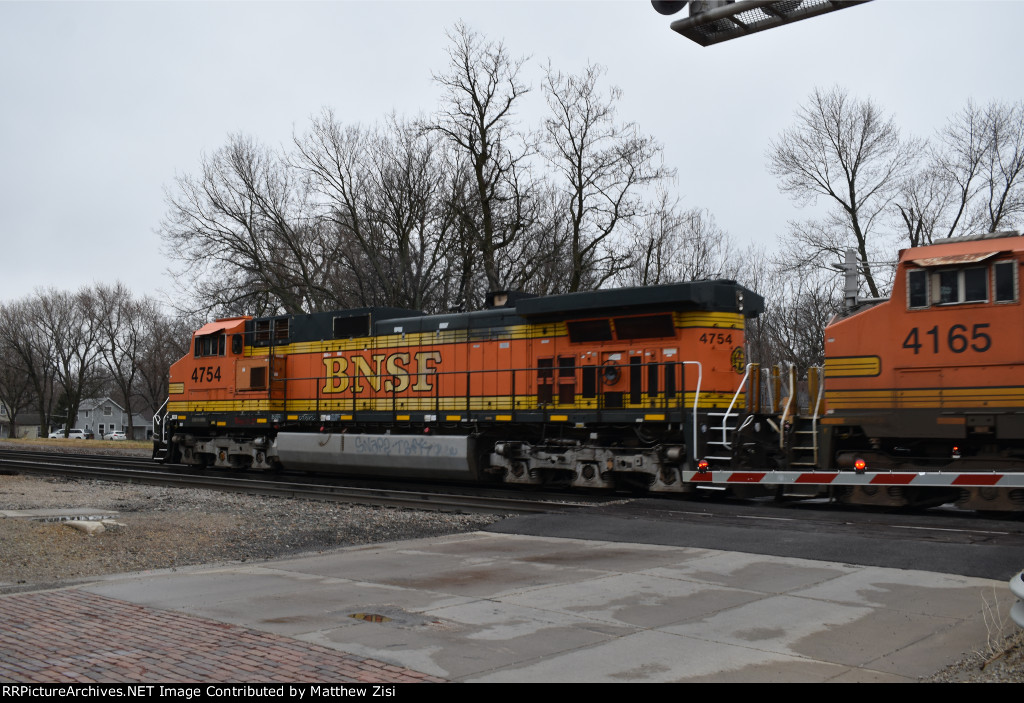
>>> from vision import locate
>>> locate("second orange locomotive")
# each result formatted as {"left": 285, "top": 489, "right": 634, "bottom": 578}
{"left": 816, "top": 230, "right": 1024, "bottom": 509}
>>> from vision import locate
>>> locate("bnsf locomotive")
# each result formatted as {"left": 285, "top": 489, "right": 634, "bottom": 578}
{"left": 154, "top": 231, "right": 1024, "bottom": 510}
{"left": 154, "top": 280, "right": 761, "bottom": 492}
{"left": 815, "top": 229, "right": 1024, "bottom": 510}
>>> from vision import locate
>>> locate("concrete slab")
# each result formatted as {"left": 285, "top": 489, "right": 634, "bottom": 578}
{"left": 68, "top": 530, "right": 1009, "bottom": 682}
{"left": 501, "top": 571, "right": 763, "bottom": 629}
{"left": 792, "top": 567, "right": 1010, "bottom": 617}
{"left": 165, "top": 579, "right": 478, "bottom": 637}
{"left": 86, "top": 565, "right": 351, "bottom": 609}
{"left": 648, "top": 550, "right": 859, "bottom": 592}
{"left": 682, "top": 658, "right": 914, "bottom": 683}
{"left": 788, "top": 606, "right": 978, "bottom": 678}
{"left": 468, "top": 629, "right": 873, "bottom": 683}
{"left": 419, "top": 532, "right": 713, "bottom": 571}
{"left": 663, "top": 593, "right": 873, "bottom": 656}
{"left": 304, "top": 599, "right": 631, "bottom": 680}
{"left": 267, "top": 537, "right": 611, "bottom": 598}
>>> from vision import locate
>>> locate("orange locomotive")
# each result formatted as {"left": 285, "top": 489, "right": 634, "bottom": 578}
{"left": 708, "top": 230, "right": 1024, "bottom": 510}
{"left": 818, "top": 230, "right": 1024, "bottom": 509}
{"left": 154, "top": 281, "right": 762, "bottom": 491}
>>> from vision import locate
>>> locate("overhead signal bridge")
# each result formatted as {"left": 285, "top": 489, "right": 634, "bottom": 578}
{"left": 652, "top": 0, "right": 873, "bottom": 47}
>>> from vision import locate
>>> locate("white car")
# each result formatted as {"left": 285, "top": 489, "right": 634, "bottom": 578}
{"left": 48, "top": 429, "right": 91, "bottom": 439}
{"left": 104, "top": 431, "right": 127, "bottom": 441}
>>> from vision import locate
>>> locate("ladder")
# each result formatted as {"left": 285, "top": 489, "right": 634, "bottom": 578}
{"left": 705, "top": 410, "right": 742, "bottom": 464}
{"left": 780, "top": 365, "right": 825, "bottom": 467}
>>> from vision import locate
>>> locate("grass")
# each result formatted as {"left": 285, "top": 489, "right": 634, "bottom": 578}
{"left": 1, "top": 437, "right": 153, "bottom": 451}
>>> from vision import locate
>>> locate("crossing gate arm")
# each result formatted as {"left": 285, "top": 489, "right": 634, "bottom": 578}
{"left": 682, "top": 469, "right": 1024, "bottom": 489}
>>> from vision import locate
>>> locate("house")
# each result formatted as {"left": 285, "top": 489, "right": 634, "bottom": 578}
{"left": 75, "top": 398, "right": 152, "bottom": 440}
{"left": 17, "top": 414, "right": 42, "bottom": 439}
{"left": 0, "top": 404, "right": 42, "bottom": 439}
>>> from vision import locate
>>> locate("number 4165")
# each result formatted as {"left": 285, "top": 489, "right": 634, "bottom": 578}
{"left": 902, "top": 323, "right": 991, "bottom": 354}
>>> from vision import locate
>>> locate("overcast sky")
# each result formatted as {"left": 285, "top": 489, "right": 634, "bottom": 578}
{"left": 2, "top": 0, "right": 1021, "bottom": 305}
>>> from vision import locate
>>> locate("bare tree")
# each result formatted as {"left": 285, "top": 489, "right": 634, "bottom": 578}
{"left": 927, "top": 100, "right": 989, "bottom": 239}
{"left": 93, "top": 283, "right": 165, "bottom": 439}
{"left": 893, "top": 165, "right": 958, "bottom": 247}
{"left": 294, "top": 112, "right": 462, "bottom": 312}
{"left": 747, "top": 263, "right": 843, "bottom": 379}
{"left": 136, "top": 310, "right": 193, "bottom": 420}
{"left": 292, "top": 113, "right": 377, "bottom": 307}
{"left": 622, "top": 193, "right": 744, "bottom": 287}
{"left": 430, "top": 22, "right": 539, "bottom": 299}
{"left": 368, "top": 118, "right": 459, "bottom": 310}
{"left": 768, "top": 86, "right": 917, "bottom": 297}
{"left": 35, "top": 288, "right": 104, "bottom": 436}
{"left": 162, "top": 134, "right": 340, "bottom": 315}
{"left": 893, "top": 99, "right": 1024, "bottom": 247}
{"left": 0, "top": 335, "right": 35, "bottom": 438}
{"left": 541, "top": 63, "right": 672, "bottom": 291}
{"left": 974, "top": 100, "right": 1024, "bottom": 232}
{"left": 895, "top": 100, "right": 998, "bottom": 246}
{"left": 0, "top": 298, "right": 59, "bottom": 435}
{"left": 502, "top": 184, "right": 577, "bottom": 296}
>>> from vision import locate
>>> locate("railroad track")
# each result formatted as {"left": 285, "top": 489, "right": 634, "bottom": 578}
{"left": 5, "top": 448, "right": 1019, "bottom": 525}
{"left": 0, "top": 449, "right": 599, "bottom": 515}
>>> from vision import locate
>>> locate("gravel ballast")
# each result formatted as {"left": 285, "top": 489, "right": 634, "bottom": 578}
{"left": 0, "top": 473, "right": 502, "bottom": 592}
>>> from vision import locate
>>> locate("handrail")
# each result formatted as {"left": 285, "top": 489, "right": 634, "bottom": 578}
{"left": 720, "top": 362, "right": 753, "bottom": 450}
{"left": 778, "top": 363, "right": 796, "bottom": 449}
{"left": 680, "top": 360, "right": 703, "bottom": 463}
{"left": 153, "top": 397, "right": 169, "bottom": 444}
{"left": 809, "top": 365, "right": 825, "bottom": 465}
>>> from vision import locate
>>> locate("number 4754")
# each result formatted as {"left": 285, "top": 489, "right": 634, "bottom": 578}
{"left": 191, "top": 366, "right": 222, "bottom": 383}
{"left": 902, "top": 323, "right": 991, "bottom": 354}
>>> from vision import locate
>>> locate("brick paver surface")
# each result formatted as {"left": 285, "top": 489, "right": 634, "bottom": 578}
{"left": 0, "top": 590, "right": 445, "bottom": 683}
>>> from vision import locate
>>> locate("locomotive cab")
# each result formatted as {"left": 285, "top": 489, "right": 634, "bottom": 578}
{"left": 154, "top": 316, "right": 253, "bottom": 465}
{"left": 189, "top": 317, "right": 252, "bottom": 390}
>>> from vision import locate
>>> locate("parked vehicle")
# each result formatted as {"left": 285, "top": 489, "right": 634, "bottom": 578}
{"left": 48, "top": 429, "right": 92, "bottom": 439}
{"left": 103, "top": 431, "right": 127, "bottom": 441}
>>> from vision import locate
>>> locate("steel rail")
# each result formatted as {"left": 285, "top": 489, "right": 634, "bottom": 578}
{"left": 0, "top": 452, "right": 586, "bottom": 515}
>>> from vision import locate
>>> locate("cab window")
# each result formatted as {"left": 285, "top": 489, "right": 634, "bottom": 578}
{"left": 194, "top": 333, "right": 225, "bottom": 357}
{"left": 995, "top": 260, "right": 1017, "bottom": 302}
{"left": 908, "top": 269, "right": 928, "bottom": 308}
{"left": 936, "top": 267, "right": 987, "bottom": 305}
{"left": 907, "top": 260, "right": 1018, "bottom": 310}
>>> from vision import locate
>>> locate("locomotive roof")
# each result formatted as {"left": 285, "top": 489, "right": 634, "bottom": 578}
{"left": 240, "top": 281, "right": 762, "bottom": 345}
{"left": 513, "top": 280, "right": 763, "bottom": 320}
{"left": 902, "top": 230, "right": 1024, "bottom": 264}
